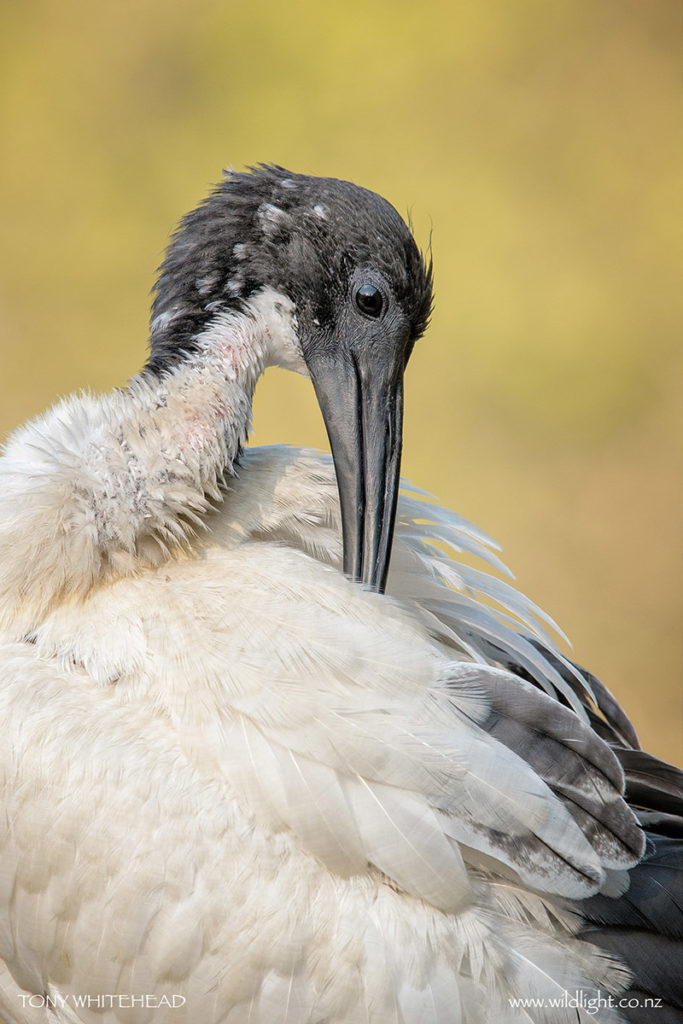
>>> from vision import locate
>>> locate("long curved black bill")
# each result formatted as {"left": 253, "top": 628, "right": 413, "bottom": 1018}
{"left": 308, "top": 352, "right": 404, "bottom": 593}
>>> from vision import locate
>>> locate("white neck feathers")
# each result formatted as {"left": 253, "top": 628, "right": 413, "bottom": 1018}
{"left": 0, "top": 288, "right": 302, "bottom": 630}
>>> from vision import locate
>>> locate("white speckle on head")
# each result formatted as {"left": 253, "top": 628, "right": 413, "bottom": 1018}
{"left": 151, "top": 309, "right": 185, "bottom": 335}
{"left": 280, "top": 178, "right": 297, "bottom": 189}
{"left": 196, "top": 273, "right": 219, "bottom": 296}
{"left": 257, "top": 203, "right": 291, "bottom": 236}
{"left": 232, "top": 243, "right": 248, "bottom": 260}
{"left": 312, "top": 204, "right": 327, "bottom": 220}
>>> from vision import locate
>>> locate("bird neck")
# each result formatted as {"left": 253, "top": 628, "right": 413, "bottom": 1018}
{"left": 0, "top": 289, "right": 303, "bottom": 628}
{"left": 138, "top": 286, "right": 303, "bottom": 497}
{"left": 140, "top": 311, "right": 268, "bottom": 489}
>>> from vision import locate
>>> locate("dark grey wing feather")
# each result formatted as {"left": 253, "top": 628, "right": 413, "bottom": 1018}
{"left": 483, "top": 636, "right": 641, "bottom": 749}
{"left": 583, "top": 752, "right": 683, "bottom": 1019}
{"left": 581, "top": 836, "right": 682, "bottom": 935}
{"left": 482, "top": 637, "right": 683, "bottom": 1021}
{"left": 617, "top": 748, "right": 683, "bottom": 819}
{"left": 580, "top": 922, "right": 683, "bottom": 1017}
{"left": 461, "top": 669, "right": 646, "bottom": 867}
{"left": 570, "top": 664, "right": 642, "bottom": 751}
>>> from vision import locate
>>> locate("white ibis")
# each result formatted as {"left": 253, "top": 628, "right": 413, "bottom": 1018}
{"left": 0, "top": 166, "right": 680, "bottom": 1024}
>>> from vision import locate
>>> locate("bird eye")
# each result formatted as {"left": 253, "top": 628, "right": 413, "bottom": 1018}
{"left": 355, "top": 284, "right": 383, "bottom": 319}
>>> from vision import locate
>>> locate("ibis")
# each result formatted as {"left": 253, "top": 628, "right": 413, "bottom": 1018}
{"left": 0, "top": 165, "right": 680, "bottom": 1023}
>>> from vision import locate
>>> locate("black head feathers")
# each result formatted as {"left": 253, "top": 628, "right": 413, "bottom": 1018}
{"left": 146, "top": 165, "right": 433, "bottom": 374}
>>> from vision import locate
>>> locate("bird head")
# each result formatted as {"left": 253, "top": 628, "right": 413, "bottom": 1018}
{"left": 147, "top": 165, "right": 433, "bottom": 594}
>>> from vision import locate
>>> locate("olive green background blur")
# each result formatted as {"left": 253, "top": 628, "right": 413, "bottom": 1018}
{"left": 0, "top": 0, "right": 680, "bottom": 762}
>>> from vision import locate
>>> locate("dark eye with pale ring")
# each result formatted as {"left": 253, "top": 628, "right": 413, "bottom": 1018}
{"left": 355, "top": 284, "right": 383, "bottom": 318}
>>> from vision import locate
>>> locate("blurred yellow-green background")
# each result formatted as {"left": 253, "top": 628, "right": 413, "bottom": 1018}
{"left": 0, "top": 0, "right": 680, "bottom": 763}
